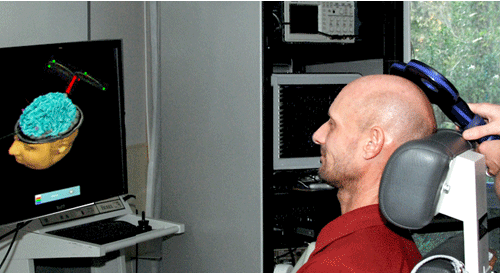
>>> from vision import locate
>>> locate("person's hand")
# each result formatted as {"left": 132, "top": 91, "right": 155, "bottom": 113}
{"left": 463, "top": 103, "right": 500, "bottom": 175}
{"left": 462, "top": 103, "right": 500, "bottom": 198}
{"left": 463, "top": 103, "right": 500, "bottom": 141}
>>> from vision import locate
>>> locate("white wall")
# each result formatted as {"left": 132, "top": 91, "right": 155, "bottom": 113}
{"left": 90, "top": 1, "right": 149, "bottom": 220}
{"left": 0, "top": 2, "right": 87, "bottom": 48}
{"left": 158, "top": 2, "right": 263, "bottom": 272}
{"left": 90, "top": 1, "right": 147, "bottom": 147}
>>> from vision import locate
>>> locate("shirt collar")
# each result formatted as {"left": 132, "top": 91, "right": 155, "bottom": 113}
{"left": 313, "top": 204, "right": 385, "bottom": 254}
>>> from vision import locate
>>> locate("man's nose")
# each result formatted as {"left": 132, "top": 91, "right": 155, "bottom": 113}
{"left": 8, "top": 141, "right": 21, "bottom": 156}
{"left": 312, "top": 122, "right": 328, "bottom": 145}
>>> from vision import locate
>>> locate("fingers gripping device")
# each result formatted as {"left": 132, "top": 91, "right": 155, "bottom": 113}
{"left": 390, "top": 60, "right": 500, "bottom": 143}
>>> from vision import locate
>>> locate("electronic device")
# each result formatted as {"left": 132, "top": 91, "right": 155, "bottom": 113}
{"left": 390, "top": 60, "right": 500, "bottom": 143}
{"left": 283, "top": 1, "right": 358, "bottom": 43}
{"left": 271, "top": 73, "right": 361, "bottom": 170}
{"left": 0, "top": 39, "right": 128, "bottom": 227}
{"left": 48, "top": 219, "right": 139, "bottom": 245}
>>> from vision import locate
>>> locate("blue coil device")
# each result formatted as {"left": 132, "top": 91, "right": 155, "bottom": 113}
{"left": 390, "top": 59, "right": 500, "bottom": 144}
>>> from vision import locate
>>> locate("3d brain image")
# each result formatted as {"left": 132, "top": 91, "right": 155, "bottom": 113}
{"left": 19, "top": 92, "right": 77, "bottom": 139}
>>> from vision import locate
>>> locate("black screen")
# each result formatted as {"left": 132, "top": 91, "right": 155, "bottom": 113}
{"left": 289, "top": 4, "right": 318, "bottom": 34}
{"left": 279, "top": 84, "right": 345, "bottom": 158}
{"left": 0, "top": 40, "right": 127, "bottom": 226}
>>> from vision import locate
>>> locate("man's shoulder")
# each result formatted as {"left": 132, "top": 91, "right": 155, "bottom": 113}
{"left": 332, "top": 222, "right": 417, "bottom": 254}
{"left": 298, "top": 223, "right": 422, "bottom": 273}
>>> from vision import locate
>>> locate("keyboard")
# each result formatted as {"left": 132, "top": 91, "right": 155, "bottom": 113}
{"left": 48, "top": 219, "right": 139, "bottom": 245}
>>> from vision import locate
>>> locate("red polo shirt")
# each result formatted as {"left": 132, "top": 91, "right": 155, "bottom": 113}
{"left": 297, "top": 204, "right": 422, "bottom": 273}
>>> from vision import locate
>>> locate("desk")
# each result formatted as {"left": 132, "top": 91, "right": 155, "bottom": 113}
{"left": 0, "top": 197, "right": 184, "bottom": 272}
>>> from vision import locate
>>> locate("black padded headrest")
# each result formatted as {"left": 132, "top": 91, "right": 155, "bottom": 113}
{"left": 379, "top": 129, "right": 472, "bottom": 230}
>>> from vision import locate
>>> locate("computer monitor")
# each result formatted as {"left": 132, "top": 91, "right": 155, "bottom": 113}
{"left": 271, "top": 73, "right": 361, "bottom": 170}
{"left": 0, "top": 39, "right": 128, "bottom": 226}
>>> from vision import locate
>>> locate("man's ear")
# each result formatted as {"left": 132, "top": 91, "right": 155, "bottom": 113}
{"left": 363, "top": 126, "right": 385, "bottom": 160}
{"left": 56, "top": 138, "right": 73, "bottom": 155}
{"left": 58, "top": 145, "right": 69, "bottom": 154}
{"left": 54, "top": 129, "right": 79, "bottom": 155}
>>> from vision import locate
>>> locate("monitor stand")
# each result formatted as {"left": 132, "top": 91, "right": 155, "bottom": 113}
{"left": 0, "top": 196, "right": 184, "bottom": 273}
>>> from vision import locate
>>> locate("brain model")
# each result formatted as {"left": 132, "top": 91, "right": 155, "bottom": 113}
{"left": 19, "top": 92, "right": 77, "bottom": 139}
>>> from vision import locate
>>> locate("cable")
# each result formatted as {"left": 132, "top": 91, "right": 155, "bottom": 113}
{"left": 0, "top": 221, "right": 31, "bottom": 270}
{"left": 272, "top": 12, "right": 282, "bottom": 32}
{"left": 123, "top": 194, "right": 137, "bottom": 202}
{"left": 296, "top": 180, "right": 309, "bottom": 189}
{"left": 136, "top": 209, "right": 139, "bottom": 273}
{"left": 0, "top": 221, "right": 31, "bottom": 242}
{"left": 0, "top": 132, "right": 17, "bottom": 142}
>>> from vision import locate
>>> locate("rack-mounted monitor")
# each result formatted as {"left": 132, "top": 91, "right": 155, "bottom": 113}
{"left": 271, "top": 73, "right": 361, "bottom": 170}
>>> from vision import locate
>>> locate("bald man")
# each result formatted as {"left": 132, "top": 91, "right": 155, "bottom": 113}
{"left": 297, "top": 75, "right": 436, "bottom": 273}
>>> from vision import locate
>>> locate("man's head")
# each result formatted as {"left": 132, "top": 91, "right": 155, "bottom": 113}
{"left": 312, "top": 75, "right": 436, "bottom": 205}
{"left": 9, "top": 129, "right": 79, "bottom": 170}
{"left": 8, "top": 92, "right": 83, "bottom": 170}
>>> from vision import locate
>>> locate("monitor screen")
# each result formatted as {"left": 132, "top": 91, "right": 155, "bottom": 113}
{"left": 0, "top": 40, "right": 127, "bottom": 226}
{"left": 271, "top": 73, "right": 361, "bottom": 170}
{"left": 289, "top": 4, "right": 318, "bottom": 34}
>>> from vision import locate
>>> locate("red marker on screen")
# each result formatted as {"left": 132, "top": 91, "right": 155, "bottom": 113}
{"left": 65, "top": 75, "right": 79, "bottom": 94}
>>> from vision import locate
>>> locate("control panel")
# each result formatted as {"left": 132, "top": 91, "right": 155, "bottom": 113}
{"left": 318, "top": 2, "right": 355, "bottom": 37}
{"left": 40, "top": 198, "right": 125, "bottom": 226}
